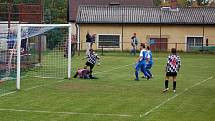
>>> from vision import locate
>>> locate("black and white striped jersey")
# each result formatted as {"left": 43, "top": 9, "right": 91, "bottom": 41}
{"left": 86, "top": 53, "right": 99, "bottom": 65}
{"left": 166, "top": 54, "right": 181, "bottom": 73}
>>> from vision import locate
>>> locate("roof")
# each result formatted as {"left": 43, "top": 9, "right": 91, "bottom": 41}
{"left": 76, "top": 6, "right": 215, "bottom": 25}
{"left": 69, "top": 0, "right": 153, "bottom": 22}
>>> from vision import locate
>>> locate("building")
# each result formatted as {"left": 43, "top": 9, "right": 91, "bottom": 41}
{"left": 76, "top": 6, "right": 215, "bottom": 51}
{"left": 68, "top": 0, "right": 153, "bottom": 22}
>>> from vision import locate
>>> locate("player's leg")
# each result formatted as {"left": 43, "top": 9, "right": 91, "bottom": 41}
{"left": 73, "top": 71, "right": 79, "bottom": 78}
{"left": 89, "top": 64, "right": 95, "bottom": 78}
{"left": 163, "top": 74, "right": 170, "bottom": 93}
{"left": 131, "top": 45, "right": 135, "bottom": 55}
{"left": 86, "top": 42, "right": 90, "bottom": 55}
{"left": 173, "top": 74, "right": 177, "bottom": 93}
{"left": 141, "top": 63, "right": 150, "bottom": 80}
{"left": 135, "top": 62, "right": 141, "bottom": 81}
{"left": 134, "top": 45, "right": 137, "bottom": 55}
{"left": 146, "top": 63, "right": 153, "bottom": 78}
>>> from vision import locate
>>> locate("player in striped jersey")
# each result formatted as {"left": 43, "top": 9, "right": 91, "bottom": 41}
{"left": 84, "top": 49, "right": 100, "bottom": 78}
{"left": 163, "top": 48, "right": 181, "bottom": 93}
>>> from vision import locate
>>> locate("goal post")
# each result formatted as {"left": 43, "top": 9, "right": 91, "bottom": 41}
{"left": 16, "top": 23, "right": 72, "bottom": 90}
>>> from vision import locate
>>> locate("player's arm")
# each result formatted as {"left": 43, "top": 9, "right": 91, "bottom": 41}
{"left": 165, "top": 55, "right": 170, "bottom": 72}
{"left": 137, "top": 50, "right": 143, "bottom": 62}
{"left": 83, "top": 54, "right": 90, "bottom": 60}
{"left": 176, "top": 56, "right": 181, "bottom": 72}
{"left": 96, "top": 54, "right": 100, "bottom": 60}
{"left": 137, "top": 56, "right": 142, "bottom": 62}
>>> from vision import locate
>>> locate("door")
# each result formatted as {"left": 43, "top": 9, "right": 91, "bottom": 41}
{"left": 149, "top": 38, "right": 168, "bottom": 51}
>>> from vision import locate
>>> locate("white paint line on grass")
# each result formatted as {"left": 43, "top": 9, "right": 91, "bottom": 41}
{"left": 0, "top": 91, "right": 17, "bottom": 98}
{"left": 0, "top": 108, "right": 132, "bottom": 117}
{"left": 140, "top": 76, "right": 213, "bottom": 118}
{"left": 33, "top": 76, "right": 64, "bottom": 80}
{"left": 0, "top": 63, "right": 134, "bottom": 98}
{"left": 0, "top": 80, "right": 65, "bottom": 98}
{"left": 24, "top": 80, "right": 66, "bottom": 91}
{"left": 0, "top": 63, "right": 135, "bottom": 117}
{"left": 94, "top": 63, "right": 134, "bottom": 74}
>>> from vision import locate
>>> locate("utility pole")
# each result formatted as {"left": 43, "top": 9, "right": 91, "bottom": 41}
{"left": 8, "top": 0, "right": 13, "bottom": 30}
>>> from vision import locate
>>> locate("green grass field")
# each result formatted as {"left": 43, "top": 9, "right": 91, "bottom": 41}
{"left": 0, "top": 52, "right": 215, "bottom": 121}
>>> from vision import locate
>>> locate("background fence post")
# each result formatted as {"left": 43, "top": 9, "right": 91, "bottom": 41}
{"left": 101, "top": 46, "right": 104, "bottom": 55}
{"left": 175, "top": 43, "right": 178, "bottom": 50}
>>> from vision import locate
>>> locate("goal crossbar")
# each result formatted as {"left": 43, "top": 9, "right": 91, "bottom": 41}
{"left": 16, "top": 23, "right": 72, "bottom": 90}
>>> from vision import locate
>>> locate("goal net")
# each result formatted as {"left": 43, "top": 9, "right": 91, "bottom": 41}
{"left": 0, "top": 24, "right": 72, "bottom": 93}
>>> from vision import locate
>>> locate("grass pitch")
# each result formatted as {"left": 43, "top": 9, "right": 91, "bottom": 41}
{"left": 0, "top": 52, "right": 215, "bottom": 121}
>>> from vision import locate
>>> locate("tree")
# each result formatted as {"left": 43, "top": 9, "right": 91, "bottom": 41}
{"left": 43, "top": 0, "right": 67, "bottom": 24}
{"left": 153, "top": 0, "right": 161, "bottom": 6}
{"left": 177, "top": 0, "right": 190, "bottom": 7}
{"left": 196, "top": 0, "right": 209, "bottom": 6}
{"left": 9, "top": 0, "right": 67, "bottom": 23}
{"left": 154, "top": 0, "right": 190, "bottom": 7}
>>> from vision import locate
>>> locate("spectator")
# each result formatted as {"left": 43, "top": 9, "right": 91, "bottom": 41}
{"left": 64, "top": 34, "right": 77, "bottom": 57}
{"left": 86, "top": 31, "right": 92, "bottom": 55}
{"left": 91, "top": 33, "right": 96, "bottom": 49}
{"left": 131, "top": 33, "right": 139, "bottom": 55}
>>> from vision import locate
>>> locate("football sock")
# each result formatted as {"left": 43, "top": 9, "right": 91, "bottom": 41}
{"left": 73, "top": 72, "right": 78, "bottom": 78}
{"left": 135, "top": 71, "right": 139, "bottom": 79}
{"left": 165, "top": 80, "right": 169, "bottom": 89}
{"left": 173, "top": 81, "right": 176, "bottom": 90}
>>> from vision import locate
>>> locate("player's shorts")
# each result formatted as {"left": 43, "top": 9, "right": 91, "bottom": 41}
{"left": 85, "top": 61, "right": 94, "bottom": 70}
{"left": 135, "top": 61, "right": 145, "bottom": 71}
{"left": 146, "top": 62, "right": 153, "bottom": 69}
{"left": 166, "top": 72, "right": 177, "bottom": 77}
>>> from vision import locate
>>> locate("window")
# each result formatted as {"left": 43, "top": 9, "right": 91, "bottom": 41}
{"left": 187, "top": 37, "right": 203, "bottom": 51}
{"left": 98, "top": 34, "right": 120, "bottom": 48}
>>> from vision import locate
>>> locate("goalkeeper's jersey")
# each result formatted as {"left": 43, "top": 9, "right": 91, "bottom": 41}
{"left": 166, "top": 54, "right": 181, "bottom": 73}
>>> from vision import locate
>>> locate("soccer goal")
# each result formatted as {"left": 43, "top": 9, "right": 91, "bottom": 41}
{"left": 0, "top": 24, "right": 72, "bottom": 91}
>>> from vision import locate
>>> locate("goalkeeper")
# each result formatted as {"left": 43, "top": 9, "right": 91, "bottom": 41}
{"left": 73, "top": 67, "right": 90, "bottom": 79}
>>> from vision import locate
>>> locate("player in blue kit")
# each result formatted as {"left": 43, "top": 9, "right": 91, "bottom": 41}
{"left": 144, "top": 46, "right": 153, "bottom": 78}
{"left": 134, "top": 43, "right": 150, "bottom": 81}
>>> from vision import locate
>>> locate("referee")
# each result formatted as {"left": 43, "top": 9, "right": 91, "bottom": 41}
{"left": 84, "top": 49, "right": 100, "bottom": 78}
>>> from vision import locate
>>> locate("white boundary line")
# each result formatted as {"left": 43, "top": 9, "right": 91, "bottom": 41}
{"left": 23, "top": 80, "right": 65, "bottom": 91}
{"left": 140, "top": 76, "right": 213, "bottom": 118}
{"left": 94, "top": 63, "right": 134, "bottom": 74}
{"left": 0, "top": 63, "right": 134, "bottom": 98}
{"left": 0, "top": 63, "right": 135, "bottom": 117}
{"left": 0, "top": 108, "right": 132, "bottom": 117}
{"left": 0, "top": 91, "right": 17, "bottom": 98}
{"left": 0, "top": 79, "right": 66, "bottom": 98}
{"left": 32, "top": 76, "right": 64, "bottom": 80}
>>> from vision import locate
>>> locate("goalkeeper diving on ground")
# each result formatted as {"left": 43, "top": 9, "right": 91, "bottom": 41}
{"left": 74, "top": 49, "right": 100, "bottom": 79}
